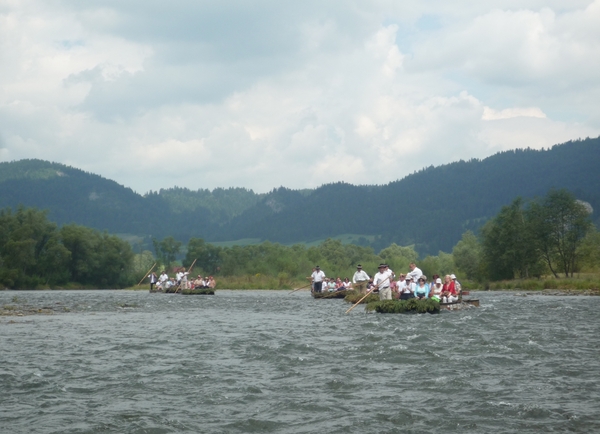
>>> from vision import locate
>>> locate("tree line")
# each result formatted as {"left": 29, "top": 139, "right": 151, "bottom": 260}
{"left": 453, "top": 189, "right": 598, "bottom": 281}
{"left": 0, "top": 206, "right": 134, "bottom": 289}
{"left": 2, "top": 188, "right": 597, "bottom": 289}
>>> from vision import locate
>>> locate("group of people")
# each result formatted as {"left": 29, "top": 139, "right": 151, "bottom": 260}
{"left": 310, "top": 262, "right": 461, "bottom": 303}
{"left": 148, "top": 268, "right": 216, "bottom": 292}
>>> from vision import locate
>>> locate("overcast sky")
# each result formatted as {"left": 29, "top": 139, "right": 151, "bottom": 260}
{"left": 1, "top": 1, "right": 599, "bottom": 193}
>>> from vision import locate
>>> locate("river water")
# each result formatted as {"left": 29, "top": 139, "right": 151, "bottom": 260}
{"left": 1, "top": 290, "right": 598, "bottom": 433}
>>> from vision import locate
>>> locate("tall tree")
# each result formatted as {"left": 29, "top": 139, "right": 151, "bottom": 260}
{"left": 528, "top": 190, "right": 593, "bottom": 277}
{"left": 481, "top": 198, "right": 539, "bottom": 280}
{"left": 452, "top": 231, "right": 483, "bottom": 281}
{"left": 152, "top": 236, "right": 182, "bottom": 269}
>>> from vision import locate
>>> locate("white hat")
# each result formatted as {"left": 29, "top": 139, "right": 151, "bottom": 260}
{"left": 436, "top": 278, "right": 442, "bottom": 284}
{"left": 450, "top": 274, "right": 456, "bottom": 279}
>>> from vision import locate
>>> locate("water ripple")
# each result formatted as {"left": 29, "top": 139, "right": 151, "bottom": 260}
{"left": 1, "top": 290, "right": 599, "bottom": 433}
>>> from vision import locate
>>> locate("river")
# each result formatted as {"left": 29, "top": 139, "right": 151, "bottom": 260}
{"left": 1, "top": 290, "right": 598, "bottom": 433}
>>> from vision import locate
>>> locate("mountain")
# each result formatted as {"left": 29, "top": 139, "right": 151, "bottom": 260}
{"left": 1, "top": 137, "right": 598, "bottom": 255}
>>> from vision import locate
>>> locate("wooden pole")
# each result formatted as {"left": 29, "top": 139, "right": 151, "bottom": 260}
{"left": 289, "top": 282, "right": 313, "bottom": 294}
{"left": 174, "top": 259, "right": 197, "bottom": 294}
{"left": 137, "top": 263, "right": 157, "bottom": 286}
{"left": 345, "top": 275, "right": 390, "bottom": 314}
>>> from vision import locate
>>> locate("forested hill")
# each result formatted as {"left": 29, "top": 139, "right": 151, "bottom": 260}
{"left": 1, "top": 137, "right": 598, "bottom": 255}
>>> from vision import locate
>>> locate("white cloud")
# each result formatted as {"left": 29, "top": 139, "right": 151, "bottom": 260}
{"left": 0, "top": 0, "right": 599, "bottom": 193}
{"left": 482, "top": 106, "right": 547, "bottom": 120}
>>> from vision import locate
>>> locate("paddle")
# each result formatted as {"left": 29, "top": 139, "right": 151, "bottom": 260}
{"left": 345, "top": 275, "right": 391, "bottom": 314}
{"left": 138, "top": 263, "right": 157, "bottom": 286}
{"left": 289, "top": 282, "right": 313, "bottom": 295}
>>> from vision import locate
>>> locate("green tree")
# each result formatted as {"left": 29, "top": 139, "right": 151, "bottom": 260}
{"left": 378, "top": 243, "right": 418, "bottom": 274}
{"left": 420, "top": 251, "right": 455, "bottom": 279}
{"left": 0, "top": 207, "right": 64, "bottom": 287}
{"left": 481, "top": 198, "right": 539, "bottom": 280}
{"left": 577, "top": 227, "right": 600, "bottom": 271}
{"left": 185, "top": 238, "right": 222, "bottom": 274}
{"left": 452, "top": 231, "right": 483, "bottom": 281}
{"left": 152, "top": 236, "right": 182, "bottom": 269}
{"left": 528, "top": 190, "right": 593, "bottom": 277}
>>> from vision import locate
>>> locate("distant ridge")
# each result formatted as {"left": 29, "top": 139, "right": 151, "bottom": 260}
{"left": 1, "top": 137, "right": 598, "bottom": 255}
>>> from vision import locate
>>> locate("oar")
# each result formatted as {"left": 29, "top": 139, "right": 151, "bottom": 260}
{"left": 289, "top": 282, "right": 313, "bottom": 295}
{"left": 174, "top": 259, "right": 197, "bottom": 294}
{"left": 138, "top": 263, "right": 157, "bottom": 286}
{"left": 345, "top": 275, "right": 390, "bottom": 314}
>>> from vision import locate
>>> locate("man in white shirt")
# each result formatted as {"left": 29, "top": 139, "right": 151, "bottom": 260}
{"left": 352, "top": 265, "right": 370, "bottom": 294}
{"left": 373, "top": 264, "right": 392, "bottom": 300}
{"left": 158, "top": 271, "right": 169, "bottom": 292}
{"left": 311, "top": 266, "right": 326, "bottom": 293}
{"left": 408, "top": 262, "right": 423, "bottom": 282}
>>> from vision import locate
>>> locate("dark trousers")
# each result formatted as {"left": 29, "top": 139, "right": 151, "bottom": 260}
{"left": 314, "top": 281, "right": 323, "bottom": 293}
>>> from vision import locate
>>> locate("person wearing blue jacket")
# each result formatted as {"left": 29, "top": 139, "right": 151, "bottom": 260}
{"left": 414, "top": 277, "right": 429, "bottom": 299}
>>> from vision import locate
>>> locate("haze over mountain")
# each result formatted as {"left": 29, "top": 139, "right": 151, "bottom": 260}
{"left": 1, "top": 137, "right": 598, "bottom": 256}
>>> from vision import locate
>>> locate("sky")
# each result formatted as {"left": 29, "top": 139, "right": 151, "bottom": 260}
{"left": 1, "top": 1, "right": 599, "bottom": 194}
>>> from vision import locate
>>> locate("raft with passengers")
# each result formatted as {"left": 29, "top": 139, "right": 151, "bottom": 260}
{"left": 147, "top": 267, "right": 216, "bottom": 295}
{"left": 304, "top": 263, "right": 479, "bottom": 313}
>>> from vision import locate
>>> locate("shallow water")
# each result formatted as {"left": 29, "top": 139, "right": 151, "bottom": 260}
{"left": 1, "top": 290, "right": 598, "bottom": 433}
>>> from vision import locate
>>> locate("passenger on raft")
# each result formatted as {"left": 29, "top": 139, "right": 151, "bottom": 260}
{"left": 441, "top": 274, "right": 458, "bottom": 303}
{"left": 414, "top": 276, "right": 430, "bottom": 299}
{"left": 430, "top": 278, "right": 443, "bottom": 300}
{"left": 207, "top": 276, "right": 216, "bottom": 289}
{"left": 398, "top": 275, "right": 415, "bottom": 300}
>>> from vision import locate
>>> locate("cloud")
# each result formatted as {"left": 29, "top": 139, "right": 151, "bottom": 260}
{"left": 0, "top": 1, "right": 599, "bottom": 193}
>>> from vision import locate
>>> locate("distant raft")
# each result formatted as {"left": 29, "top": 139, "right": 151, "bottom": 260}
{"left": 149, "top": 287, "right": 215, "bottom": 295}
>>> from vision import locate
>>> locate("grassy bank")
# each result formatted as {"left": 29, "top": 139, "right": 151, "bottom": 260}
{"left": 460, "top": 273, "right": 600, "bottom": 291}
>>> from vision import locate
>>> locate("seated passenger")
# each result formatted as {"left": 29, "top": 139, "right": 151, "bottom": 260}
{"left": 414, "top": 277, "right": 429, "bottom": 299}
{"left": 451, "top": 273, "right": 462, "bottom": 295}
{"left": 328, "top": 278, "right": 337, "bottom": 292}
{"left": 207, "top": 276, "right": 216, "bottom": 289}
{"left": 194, "top": 275, "right": 205, "bottom": 289}
{"left": 398, "top": 275, "right": 415, "bottom": 300}
{"left": 335, "top": 278, "right": 345, "bottom": 291}
{"left": 430, "top": 278, "right": 443, "bottom": 300}
{"left": 442, "top": 274, "right": 458, "bottom": 303}
{"left": 343, "top": 277, "right": 352, "bottom": 289}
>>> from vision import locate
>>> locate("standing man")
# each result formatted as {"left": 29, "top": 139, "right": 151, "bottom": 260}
{"left": 373, "top": 264, "right": 392, "bottom": 300}
{"left": 352, "top": 265, "right": 370, "bottom": 294}
{"left": 407, "top": 262, "right": 423, "bottom": 282}
{"left": 148, "top": 271, "right": 158, "bottom": 291}
{"left": 311, "top": 266, "right": 326, "bottom": 293}
{"left": 158, "top": 270, "right": 169, "bottom": 292}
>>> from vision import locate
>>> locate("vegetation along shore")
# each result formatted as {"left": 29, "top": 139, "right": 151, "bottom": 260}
{"left": 0, "top": 184, "right": 598, "bottom": 292}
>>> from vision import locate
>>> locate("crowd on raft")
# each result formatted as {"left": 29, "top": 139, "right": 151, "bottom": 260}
{"left": 148, "top": 268, "right": 216, "bottom": 292}
{"left": 309, "top": 262, "right": 461, "bottom": 303}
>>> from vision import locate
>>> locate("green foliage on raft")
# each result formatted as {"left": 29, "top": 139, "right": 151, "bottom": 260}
{"left": 344, "top": 291, "right": 380, "bottom": 304}
{"left": 312, "top": 289, "right": 350, "bottom": 299}
{"left": 365, "top": 298, "right": 440, "bottom": 314}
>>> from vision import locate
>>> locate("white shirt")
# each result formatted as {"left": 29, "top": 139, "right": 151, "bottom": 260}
{"left": 159, "top": 273, "right": 169, "bottom": 283}
{"left": 373, "top": 271, "right": 390, "bottom": 289}
{"left": 311, "top": 270, "right": 325, "bottom": 282}
{"left": 352, "top": 270, "right": 370, "bottom": 283}
{"left": 408, "top": 266, "right": 422, "bottom": 282}
{"left": 398, "top": 281, "right": 415, "bottom": 294}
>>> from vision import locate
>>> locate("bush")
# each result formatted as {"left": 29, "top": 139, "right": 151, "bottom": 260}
{"left": 365, "top": 298, "right": 440, "bottom": 314}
